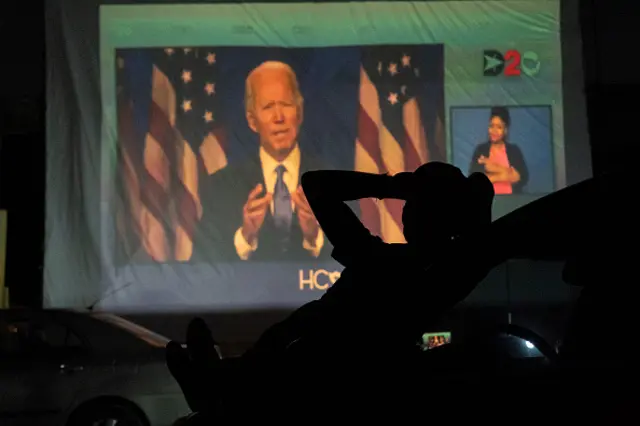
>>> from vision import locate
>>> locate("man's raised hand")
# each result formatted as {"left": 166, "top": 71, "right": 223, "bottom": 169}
{"left": 241, "top": 184, "right": 272, "bottom": 245}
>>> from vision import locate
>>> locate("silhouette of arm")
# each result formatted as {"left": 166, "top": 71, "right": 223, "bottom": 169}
{"left": 301, "top": 170, "right": 399, "bottom": 253}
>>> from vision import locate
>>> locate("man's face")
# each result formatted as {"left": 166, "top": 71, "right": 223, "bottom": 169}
{"left": 247, "top": 70, "right": 302, "bottom": 160}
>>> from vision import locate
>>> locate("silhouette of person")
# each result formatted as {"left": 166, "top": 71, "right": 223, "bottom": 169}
{"left": 245, "top": 162, "right": 495, "bottom": 358}
{"left": 166, "top": 162, "right": 494, "bottom": 417}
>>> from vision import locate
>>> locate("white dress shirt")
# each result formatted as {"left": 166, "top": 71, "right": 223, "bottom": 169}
{"left": 234, "top": 145, "right": 324, "bottom": 260}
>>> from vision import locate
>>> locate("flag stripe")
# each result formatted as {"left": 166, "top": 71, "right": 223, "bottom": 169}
{"left": 379, "top": 124, "right": 406, "bottom": 242}
{"left": 357, "top": 67, "right": 405, "bottom": 241}
{"left": 147, "top": 64, "right": 198, "bottom": 260}
{"left": 138, "top": 67, "right": 178, "bottom": 257}
{"left": 121, "top": 121, "right": 170, "bottom": 260}
{"left": 139, "top": 206, "right": 170, "bottom": 261}
{"left": 356, "top": 51, "right": 433, "bottom": 243}
{"left": 403, "top": 133, "right": 423, "bottom": 172}
{"left": 355, "top": 66, "right": 385, "bottom": 236}
{"left": 379, "top": 111, "right": 406, "bottom": 239}
{"left": 117, "top": 96, "right": 144, "bottom": 255}
{"left": 147, "top": 102, "right": 178, "bottom": 167}
{"left": 143, "top": 133, "right": 170, "bottom": 189}
{"left": 380, "top": 200, "right": 405, "bottom": 243}
{"left": 146, "top": 100, "right": 201, "bottom": 244}
{"left": 137, "top": 168, "right": 172, "bottom": 256}
{"left": 118, "top": 47, "right": 229, "bottom": 262}
{"left": 403, "top": 98, "right": 429, "bottom": 170}
{"left": 174, "top": 140, "right": 200, "bottom": 261}
{"left": 379, "top": 126, "right": 405, "bottom": 175}
{"left": 151, "top": 65, "right": 177, "bottom": 126}
{"left": 200, "top": 129, "right": 228, "bottom": 175}
{"left": 355, "top": 140, "right": 381, "bottom": 235}
{"left": 360, "top": 198, "right": 381, "bottom": 237}
{"left": 356, "top": 67, "right": 384, "bottom": 172}
{"left": 180, "top": 141, "right": 201, "bottom": 217}
{"left": 358, "top": 67, "right": 382, "bottom": 130}
{"left": 356, "top": 104, "right": 383, "bottom": 172}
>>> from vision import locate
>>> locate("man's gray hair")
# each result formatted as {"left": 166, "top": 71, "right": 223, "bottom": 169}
{"left": 244, "top": 61, "right": 304, "bottom": 114}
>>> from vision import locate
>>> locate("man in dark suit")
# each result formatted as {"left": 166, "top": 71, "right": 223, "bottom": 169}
{"left": 193, "top": 61, "right": 327, "bottom": 262}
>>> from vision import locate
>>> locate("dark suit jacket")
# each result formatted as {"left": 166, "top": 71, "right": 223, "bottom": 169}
{"left": 192, "top": 153, "right": 333, "bottom": 262}
{"left": 468, "top": 141, "right": 529, "bottom": 194}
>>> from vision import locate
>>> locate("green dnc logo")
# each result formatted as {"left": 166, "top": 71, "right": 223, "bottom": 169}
{"left": 483, "top": 49, "right": 541, "bottom": 77}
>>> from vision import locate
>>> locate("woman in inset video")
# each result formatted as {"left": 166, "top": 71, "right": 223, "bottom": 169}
{"left": 469, "top": 106, "right": 529, "bottom": 195}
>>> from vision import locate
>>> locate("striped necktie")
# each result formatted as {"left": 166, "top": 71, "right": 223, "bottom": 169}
{"left": 273, "top": 164, "right": 293, "bottom": 231}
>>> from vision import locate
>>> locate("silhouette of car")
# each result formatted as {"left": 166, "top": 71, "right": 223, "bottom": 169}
{"left": 0, "top": 308, "right": 189, "bottom": 426}
{"left": 433, "top": 172, "right": 633, "bottom": 357}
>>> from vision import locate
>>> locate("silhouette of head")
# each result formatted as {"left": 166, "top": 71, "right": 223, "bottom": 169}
{"left": 402, "top": 162, "right": 493, "bottom": 244}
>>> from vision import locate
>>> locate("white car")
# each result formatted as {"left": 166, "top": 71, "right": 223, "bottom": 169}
{"left": 0, "top": 308, "right": 190, "bottom": 426}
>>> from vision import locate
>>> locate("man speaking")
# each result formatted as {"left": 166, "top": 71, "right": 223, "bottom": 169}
{"left": 193, "top": 61, "right": 326, "bottom": 262}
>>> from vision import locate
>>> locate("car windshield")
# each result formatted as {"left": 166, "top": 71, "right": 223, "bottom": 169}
{"left": 91, "top": 313, "right": 170, "bottom": 348}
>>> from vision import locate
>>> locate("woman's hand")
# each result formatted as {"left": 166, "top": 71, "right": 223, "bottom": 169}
{"left": 478, "top": 156, "right": 505, "bottom": 174}
{"left": 478, "top": 156, "right": 520, "bottom": 183}
{"left": 505, "top": 166, "right": 521, "bottom": 183}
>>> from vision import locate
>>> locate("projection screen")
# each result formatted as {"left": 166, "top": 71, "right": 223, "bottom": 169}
{"left": 45, "top": 0, "right": 591, "bottom": 312}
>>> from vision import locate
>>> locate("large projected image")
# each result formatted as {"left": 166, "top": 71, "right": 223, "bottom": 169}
{"left": 115, "top": 45, "right": 445, "bottom": 265}
{"left": 39, "top": 0, "right": 584, "bottom": 311}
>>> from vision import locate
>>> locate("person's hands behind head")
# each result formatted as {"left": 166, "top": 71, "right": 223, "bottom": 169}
{"left": 412, "top": 162, "right": 466, "bottom": 190}
{"left": 390, "top": 172, "right": 416, "bottom": 200}
{"left": 410, "top": 162, "right": 468, "bottom": 206}
{"left": 402, "top": 163, "right": 493, "bottom": 241}
{"left": 166, "top": 318, "right": 222, "bottom": 413}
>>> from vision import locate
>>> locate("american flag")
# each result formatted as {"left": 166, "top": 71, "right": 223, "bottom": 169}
{"left": 116, "top": 47, "right": 227, "bottom": 262}
{"left": 355, "top": 46, "right": 445, "bottom": 243}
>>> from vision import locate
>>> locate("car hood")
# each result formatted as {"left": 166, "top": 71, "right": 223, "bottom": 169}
{"left": 486, "top": 172, "right": 633, "bottom": 264}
